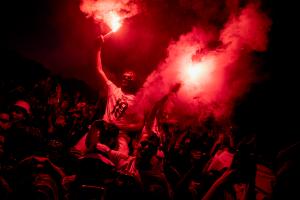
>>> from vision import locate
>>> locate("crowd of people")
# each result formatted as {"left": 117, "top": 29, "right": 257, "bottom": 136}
{"left": 0, "top": 43, "right": 298, "bottom": 200}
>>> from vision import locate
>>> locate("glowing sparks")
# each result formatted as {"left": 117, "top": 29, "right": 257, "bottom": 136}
{"left": 107, "top": 11, "right": 122, "bottom": 32}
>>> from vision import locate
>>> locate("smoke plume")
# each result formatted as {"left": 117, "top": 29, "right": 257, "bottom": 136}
{"left": 80, "top": 0, "right": 140, "bottom": 32}
{"left": 133, "top": 2, "right": 271, "bottom": 127}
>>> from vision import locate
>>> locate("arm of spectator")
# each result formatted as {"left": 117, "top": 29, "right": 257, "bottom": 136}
{"left": 85, "top": 121, "right": 101, "bottom": 151}
{"left": 96, "top": 49, "right": 109, "bottom": 83}
{"left": 202, "top": 169, "right": 235, "bottom": 200}
{"left": 96, "top": 143, "right": 128, "bottom": 165}
{"left": 145, "top": 94, "right": 169, "bottom": 131}
{"left": 175, "top": 166, "right": 196, "bottom": 191}
{"left": 0, "top": 176, "right": 13, "bottom": 194}
{"left": 114, "top": 120, "right": 144, "bottom": 132}
{"left": 95, "top": 143, "right": 111, "bottom": 154}
{"left": 145, "top": 82, "right": 181, "bottom": 131}
{"left": 96, "top": 35, "right": 109, "bottom": 84}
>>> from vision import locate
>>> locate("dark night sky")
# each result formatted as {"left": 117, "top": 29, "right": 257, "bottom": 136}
{"left": 1, "top": 0, "right": 193, "bottom": 88}
{"left": 1, "top": 0, "right": 268, "bottom": 87}
{"left": 1, "top": 0, "right": 299, "bottom": 153}
{"left": 2, "top": 0, "right": 101, "bottom": 86}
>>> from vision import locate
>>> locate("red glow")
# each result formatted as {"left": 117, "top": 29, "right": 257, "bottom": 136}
{"left": 185, "top": 63, "right": 207, "bottom": 85}
{"left": 134, "top": 2, "right": 271, "bottom": 123}
{"left": 80, "top": 0, "right": 139, "bottom": 33}
{"left": 180, "top": 57, "right": 215, "bottom": 88}
{"left": 107, "top": 11, "right": 122, "bottom": 32}
{"left": 187, "top": 64, "right": 201, "bottom": 82}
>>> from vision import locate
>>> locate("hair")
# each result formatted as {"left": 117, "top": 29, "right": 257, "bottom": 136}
{"left": 123, "top": 70, "right": 137, "bottom": 78}
{"left": 9, "top": 105, "right": 30, "bottom": 121}
{"left": 87, "top": 120, "right": 119, "bottom": 149}
{"left": 142, "top": 131, "right": 160, "bottom": 149}
{"left": 122, "top": 70, "right": 139, "bottom": 93}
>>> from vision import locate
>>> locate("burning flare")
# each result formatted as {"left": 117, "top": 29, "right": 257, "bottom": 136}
{"left": 186, "top": 63, "right": 205, "bottom": 84}
{"left": 179, "top": 55, "right": 215, "bottom": 88}
{"left": 80, "top": 0, "right": 140, "bottom": 33}
{"left": 107, "top": 11, "right": 122, "bottom": 32}
{"left": 134, "top": 1, "right": 271, "bottom": 122}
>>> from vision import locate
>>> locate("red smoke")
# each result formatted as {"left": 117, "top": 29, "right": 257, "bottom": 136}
{"left": 80, "top": 0, "right": 140, "bottom": 33}
{"left": 134, "top": 2, "right": 271, "bottom": 126}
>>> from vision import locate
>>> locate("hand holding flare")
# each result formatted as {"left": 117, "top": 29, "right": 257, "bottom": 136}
{"left": 103, "top": 11, "right": 122, "bottom": 39}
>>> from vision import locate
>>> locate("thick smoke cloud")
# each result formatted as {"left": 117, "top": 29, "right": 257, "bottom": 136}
{"left": 80, "top": 0, "right": 140, "bottom": 33}
{"left": 2, "top": 0, "right": 271, "bottom": 128}
{"left": 132, "top": 1, "right": 271, "bottom": 126}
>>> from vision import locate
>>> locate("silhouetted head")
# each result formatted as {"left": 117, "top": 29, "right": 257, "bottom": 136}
{"left": 121, "top": 70, "right": 137, "bottom": 94}
{"left": 136, "top": 132, "right": 160, "bottom": 162}
{"left": 10, "top": 100, "right": 31, "bottom": 123}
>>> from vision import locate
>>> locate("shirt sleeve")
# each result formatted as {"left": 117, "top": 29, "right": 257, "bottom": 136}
{"left": 106, "top": 80, "right": 120, "bottom": 97}
{"left": 108, "top": 150, "right": 129, "bottom": 166}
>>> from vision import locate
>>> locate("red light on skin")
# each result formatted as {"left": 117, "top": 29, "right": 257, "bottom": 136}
{"left": 80, "top": 0, "right": 140, "bottom": 37}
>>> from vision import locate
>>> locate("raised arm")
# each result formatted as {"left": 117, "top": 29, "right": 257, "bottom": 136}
{"left": 96, "top": 35, "right": 109, "bottom": 83}
{"left": 145, "top": 82, "right": 181, "bottom": 130}
{"left": 85, "top": 120, "right": 101, "bottom": 151}
{"left": 202, "top": 169, "right": 235, "bottom": 200}
{"left": 114, "top": 120, "right": 145, "bottom": 132}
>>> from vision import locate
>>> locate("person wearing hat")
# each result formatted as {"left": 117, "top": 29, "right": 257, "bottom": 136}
{"left": 10, "top": 100, "right": 31, "bottom": 124}
{"left": 6, "top": 100, "right": 45, "bottom": 161}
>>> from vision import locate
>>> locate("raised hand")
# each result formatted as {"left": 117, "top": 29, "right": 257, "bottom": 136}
{"left": 95, "top": 35, "right": 104, "bottom": 50}
{"left": 170, "top": 82, "right": 182, "bottom": 93}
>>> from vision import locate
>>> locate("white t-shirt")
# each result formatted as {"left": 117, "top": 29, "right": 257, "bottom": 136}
{"left": 103, "top": 80, "right": 136, "bottom": 125}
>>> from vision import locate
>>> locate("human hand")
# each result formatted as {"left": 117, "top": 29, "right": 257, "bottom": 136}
{"left": 96, "top": 143, "right": 111, "bottom": 154}
{"left": 95, "top": 35, "right": 104, "bottom": 49}
{"left": 217, "top": 169, "right": 236, "bottom": 184}
{"left": 169, "top": 82, "right": 182, "bottom": 93}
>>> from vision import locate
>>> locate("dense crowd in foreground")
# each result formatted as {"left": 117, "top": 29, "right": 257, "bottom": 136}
{"left": 0, "top": 72, "right": 298, "bottom": 200}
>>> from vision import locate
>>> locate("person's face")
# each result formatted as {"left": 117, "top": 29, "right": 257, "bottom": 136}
{"left": 11, "top": 106, "right": 27, "bottom": 123}
{"left": 178, "top": 137, "right": 191, "bottom": 155}
{"left": 167, "top": 123, "right": 177, "bottom": 134}
{"left": 61, "top": 100, "right": 69, "bottom": 110}
{"left": 121, "top": 71, "right": 136, "bottom": 91}
{"left": 0, "top": 113, "right": 11, "bottom": 130}
{"left": 55, "top": 115, "right": 67, "bottom": 127}
{"left": 88, "top": 106, "right": 96, "bottom": 117}
{"left": 136, "top": 134, "right": 157, "bottom": 160}
{"left": 82, "top": 106, "right": 89, "bottom": 117}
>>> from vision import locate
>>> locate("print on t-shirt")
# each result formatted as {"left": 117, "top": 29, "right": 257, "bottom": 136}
{"left": 112, "top": 98, "right": 129, "bottom": 119}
